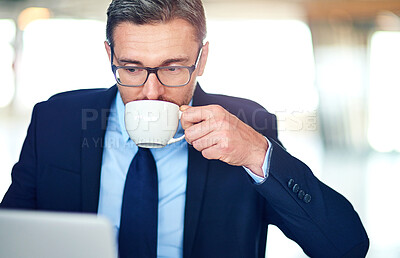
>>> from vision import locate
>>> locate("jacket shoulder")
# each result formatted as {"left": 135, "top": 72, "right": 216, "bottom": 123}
{"left": 47, "top": 87, "right": 111, "bottom": 103}
{"left": 34, "top": 86, "right": 117, "bottom": 111}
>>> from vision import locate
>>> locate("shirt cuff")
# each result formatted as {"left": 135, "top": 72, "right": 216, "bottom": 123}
{"left": 242, "top": 137, "right": 273, "bottom": 184}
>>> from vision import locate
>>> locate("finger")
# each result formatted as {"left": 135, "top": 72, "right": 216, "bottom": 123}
{"left": 191, "top": 130, "right": 229, "bottom": 153}
{"left": 180, "top": 105, "right": 191, "bottom": 112}
{"left": 184, "top": 119, "right": 214, "bottom": 144}
{"left": 201, "top": 145, "right": 221, "bottom": 160}
{"left": 191, "top": 132, "right": 218, "bottom": 152}
{"left": 200, "top": 138, "right": 229, "bottom": 160}
{"left": 181, "top": 106, "right": 213, "bottom": 125}
{"left": 180, "top": 106, "right": 196, "bottom": 130}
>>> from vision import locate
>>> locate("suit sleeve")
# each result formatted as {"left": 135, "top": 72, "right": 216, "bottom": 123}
{"left": 253, "top": 139, "right": 369, "bottom": 257}
{"left": 0, "top": 104, "right": 39, "bottom": 209}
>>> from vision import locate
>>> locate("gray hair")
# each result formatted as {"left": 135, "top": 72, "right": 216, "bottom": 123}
{"left": 106, "top": 0, "right": 206, "bottom": 47}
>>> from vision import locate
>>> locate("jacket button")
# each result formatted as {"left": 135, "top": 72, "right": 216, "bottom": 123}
{"left": 303, "top": 194, "right": 312, "bottom": 203}
{"left": 288, "top": 179, "right": 295, "bottom": 188}
{"left": 292, "top": 184, "right": 300, "bottom": 193}
{"left": 298, "top": 190, "right": 305, "bottom": 200}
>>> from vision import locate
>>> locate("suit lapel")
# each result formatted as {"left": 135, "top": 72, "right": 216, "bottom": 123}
{"left": 183, "top": 84, "right": 211, "bottom": 258}
{"left": 81, "top": 86, "right": 118, "bottom": 213}
{"left": 183, "top": 146, "right": 209, "bottom": 258}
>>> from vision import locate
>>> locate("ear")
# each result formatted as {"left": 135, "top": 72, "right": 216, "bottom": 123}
{"left": 104, "top": 41, "right": 112, "bottom": 62}
{"left": 197, "top": 41, "right": 209, "bottom": 76}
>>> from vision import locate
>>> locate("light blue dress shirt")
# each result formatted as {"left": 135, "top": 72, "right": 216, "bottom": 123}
{"left": 97, "top": 91, "right": 271, "bottom": 257}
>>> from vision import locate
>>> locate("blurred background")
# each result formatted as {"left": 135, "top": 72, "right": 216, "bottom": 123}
{"left": 0, "top": 0, "right": 399, "bottom": 257}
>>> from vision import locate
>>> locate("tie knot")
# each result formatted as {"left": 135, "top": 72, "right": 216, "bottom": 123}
{"left": 138, "top": 147, "right": 150, "bottom": 153}
{"left": 137, "top": 147, "right": 153, "bottom": 159}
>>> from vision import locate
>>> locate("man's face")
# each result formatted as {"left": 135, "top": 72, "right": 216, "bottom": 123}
{"left": 105, "top": 19, "right": 208, "bottom": 106}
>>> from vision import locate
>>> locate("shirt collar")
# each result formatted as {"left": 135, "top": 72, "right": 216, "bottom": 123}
{"left": 115, "top": 91, "right": 192, "bottom": 144}
{"left": 115, "top": 91, "right": 131, "bottom": 143}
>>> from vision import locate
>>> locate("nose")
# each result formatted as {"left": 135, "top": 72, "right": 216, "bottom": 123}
{"left": 142, "top": 73, "right": 165, "bottom": 100}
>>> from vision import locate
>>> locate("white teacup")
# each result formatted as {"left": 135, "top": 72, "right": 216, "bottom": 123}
{"left": 124, "top": 100, "right": 185, "bottom": 148}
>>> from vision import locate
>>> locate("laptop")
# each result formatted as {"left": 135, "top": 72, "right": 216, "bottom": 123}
{"left": 0, "top": 209, "right": 117, "bottom": 258}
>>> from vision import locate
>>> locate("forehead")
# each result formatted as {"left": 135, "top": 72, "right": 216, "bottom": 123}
{"left": 112, "top": 19, "right": 199, "bottom": 59}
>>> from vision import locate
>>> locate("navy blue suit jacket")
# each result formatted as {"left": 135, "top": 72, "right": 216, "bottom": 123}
{"left": 1, "top": 84, "right": 368, "bottom": 257}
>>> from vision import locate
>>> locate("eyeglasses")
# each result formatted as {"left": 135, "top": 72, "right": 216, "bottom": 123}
{"left": 110, "top": 46, "right": 202, "bottom": 87}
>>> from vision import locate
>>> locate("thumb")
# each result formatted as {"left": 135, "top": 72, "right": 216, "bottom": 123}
{"left": 180, "top": 105, "right": 191, "bottom": 112}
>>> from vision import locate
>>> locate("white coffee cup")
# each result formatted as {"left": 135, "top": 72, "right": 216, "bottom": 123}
{"left": 124, "top": 100, "right": 185, "bottom": 148}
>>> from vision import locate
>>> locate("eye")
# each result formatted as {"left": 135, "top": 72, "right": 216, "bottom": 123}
{"left": 162, "top": 67, "right": 184, "bottom": 74}
{"left": 125, "top": 67, "right": 144, "bottom": 74}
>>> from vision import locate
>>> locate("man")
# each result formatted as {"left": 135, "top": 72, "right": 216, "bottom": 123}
{"left": 1, "top": 0, "right": 369, "bottom": 257}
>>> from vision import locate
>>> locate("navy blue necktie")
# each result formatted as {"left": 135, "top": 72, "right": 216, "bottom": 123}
{"left": 119, "top": 147, "right": 158, "bottom": 258}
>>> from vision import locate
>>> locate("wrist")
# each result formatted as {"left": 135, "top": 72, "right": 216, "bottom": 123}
{"left": 244, "top": 135, "right": 269, "bottom": 177}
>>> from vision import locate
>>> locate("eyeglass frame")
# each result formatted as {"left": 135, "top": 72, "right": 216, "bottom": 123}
{"left": 110, "top": 44, "right": 203, "bottom": 87}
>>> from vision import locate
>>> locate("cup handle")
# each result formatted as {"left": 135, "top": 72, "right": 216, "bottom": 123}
{"left": 167, "top": 134, "right": 186, "bottom": 145}
{"left": 166, "top": 110, "right": 185, "bottom": 145}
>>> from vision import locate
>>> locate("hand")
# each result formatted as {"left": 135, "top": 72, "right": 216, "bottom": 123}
{"left": 180, "top": 105, "right": 269, "bottom": 177}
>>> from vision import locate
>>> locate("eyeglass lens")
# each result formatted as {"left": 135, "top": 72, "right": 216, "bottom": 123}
{"left": 115, "top": 66, "right": 191, "bottom": 87}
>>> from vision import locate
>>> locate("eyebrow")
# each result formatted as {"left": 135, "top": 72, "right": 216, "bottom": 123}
{"left": 118, "top": 57, "right": 190, "bottom": 67}
{"left": 118, "top": 58, "right": 143, "bottom": 66}
{"left": 161, "top": 57, "right": 190, "bottom": 66}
